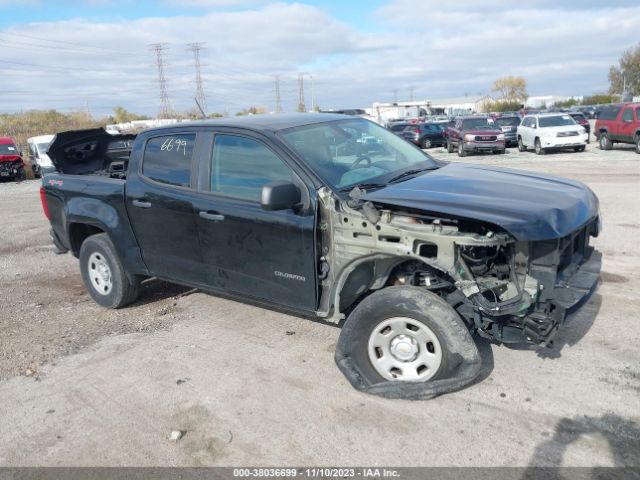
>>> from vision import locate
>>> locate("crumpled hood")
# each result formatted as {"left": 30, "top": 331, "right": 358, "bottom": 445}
{"left": 363, "top": 163, "right": 599, "bottom": 241}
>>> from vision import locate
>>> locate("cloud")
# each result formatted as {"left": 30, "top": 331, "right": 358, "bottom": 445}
{"left": 0, "top": 1, "right": 639, "bottom": 116}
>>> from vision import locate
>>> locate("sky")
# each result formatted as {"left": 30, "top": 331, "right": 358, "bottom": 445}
{"left": 0, "top": 0, "right": 639, "bottom": 117}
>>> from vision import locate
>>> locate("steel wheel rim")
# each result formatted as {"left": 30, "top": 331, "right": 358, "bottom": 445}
{"left": 88, "top": 252, "right": 113, "bottom": 296}
{"left": 424, "top": 139, "right": 431, "bottom": 148}
{"left": 368, "top": 316, "right": 443, "bottom": 382}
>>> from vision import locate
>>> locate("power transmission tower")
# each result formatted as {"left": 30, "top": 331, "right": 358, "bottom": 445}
{"left": 273, "top": 75, "right": 283, "bottom": 113}
{"left": 393, "top": 88, "right": 398, "bottom": 103}
{"left": 187, "top": 42, "right": 207, "bottom": 115}
{"left": 297, "top": 72, "right": 306, "bottom": 112}
{"left": 409, "top": 86, "right": 415, "bottom": 102}
{"left": 149, "top": 43, "right": 170, "bottom": 118}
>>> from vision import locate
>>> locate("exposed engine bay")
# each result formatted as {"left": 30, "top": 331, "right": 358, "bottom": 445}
{"left": 316, "top": 187, "right": 600, "bottom": 347}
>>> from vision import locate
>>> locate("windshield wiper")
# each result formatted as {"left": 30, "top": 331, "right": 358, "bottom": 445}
{"left": 339, "top": 182, "right": 387, "bottom": 193}
{"left": 387, "top": 167, "right": 436, "bottom": 184}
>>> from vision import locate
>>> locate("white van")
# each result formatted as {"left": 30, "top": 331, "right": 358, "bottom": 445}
{"left": 27, "top": 134, "right": 55, "bottom": 177}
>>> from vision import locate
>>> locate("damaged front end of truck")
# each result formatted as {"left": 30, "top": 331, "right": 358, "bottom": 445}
{"left": 316, "top": 185, "right": 601, "bottom": 348}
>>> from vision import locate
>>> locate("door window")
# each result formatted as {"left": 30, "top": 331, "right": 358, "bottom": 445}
{"left": 142, "top": 134, "right": 195, "bottom": 187}
{"left": 210, "top": 135, "right": 293, "bottom": 202}
{"left": 622, "top": 108, "right": 633, "bottom": 122}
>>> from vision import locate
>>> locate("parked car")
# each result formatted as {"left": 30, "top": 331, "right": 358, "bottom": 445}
{"left": 580, "top": 106, "right": 597, "bottom": 119}
{"left": 41, "top": 115, "right": 601, "bottom": 398}
{"left": 0, "top": 137, "right": 26, "bottom": 181}
{"left": 386, "top": 122, "right": 411, "bottom": 136}
{"left": 27, "top": 134, "right": 56, "bottom": 178}
{"left": 446, "top": 116, "right": 505, "bottom": 156}
{"left": 594, "top": 103, "right": 640, "bottom": 153}
{"left": 568, "top": 112, "right": 590, "bottom": 143}
{"left": 492, "top": 115, "right": 521, "bottom": 147}
{"left": 517, "top": 114, "right": 588, "bottom": 155}
{"left": 401, "top": 122, "right": 446, "bottom": 148}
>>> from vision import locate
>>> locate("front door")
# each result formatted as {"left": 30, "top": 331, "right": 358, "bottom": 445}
{"left": 192, "top": 132, "right": 317, "bottom": 311}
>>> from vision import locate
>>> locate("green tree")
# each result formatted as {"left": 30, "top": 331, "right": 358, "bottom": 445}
{"left": 492, "top": 76, "right": 528, "bottom": 103}
{"left": 608, "top": 43, "right": 640, "bottom": 96}
{"left": 112, "top": 106, "right": 149, "bottom": 123}
{"left": 583, "top": 93, "right": 616, "bottom": 105}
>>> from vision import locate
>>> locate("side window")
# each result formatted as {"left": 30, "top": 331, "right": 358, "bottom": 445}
{"left": 142, "top": 134, "right": 195, "bottom": 187}
{"left": 636, "top": 108, "right": 640, "bottom": 121}
{"left": 622, "top": 108, "right": 633, "bottom": 122}
{"left": 211, "top": 135, "right": 293, "bottom": 202}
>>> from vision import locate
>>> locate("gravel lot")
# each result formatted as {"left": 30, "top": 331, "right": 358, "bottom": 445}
{"left": 0, "top": 141, "right": 639, "bottom": 467}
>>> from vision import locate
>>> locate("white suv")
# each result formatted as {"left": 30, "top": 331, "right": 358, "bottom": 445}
{"left": 517, "top": 114, "right": 588, "bottom": 155}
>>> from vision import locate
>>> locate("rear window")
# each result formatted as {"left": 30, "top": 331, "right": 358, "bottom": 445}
{"left": 142, "top": 134, "right": 195, "bottom": 187}
{"left": 599, "top": 106, "right": 621, "bottom": 121}
{"left": 494, "top": 117, "right": 520, "bottom": 127}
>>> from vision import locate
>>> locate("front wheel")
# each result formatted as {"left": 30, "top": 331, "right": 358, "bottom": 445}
{"left": 457, "top": 141, "right": 467, "bottom": 157}
{"left": 518, "top": 136, "right": 527, "bottom": 152}
{"left": 79, "top": 233, "right": 139, "bottom": 308}
{"left": 574, "top": 145, "right": 586, "bottom": 152}
{"left": 335, "top": 287, "right": 481, "bottom": 399}
{"left": 635, "top": 136, "right": 640, "bottom": 154}
{"left": 535, "top": 138, "right": 545, "bottom": 155}
{"left": 446, "top": 141, "right": 454, "bottom": 153}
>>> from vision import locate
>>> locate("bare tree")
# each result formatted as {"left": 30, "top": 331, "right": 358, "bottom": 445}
{"left": 608, "top": 43, "right": 640, "bottom": 96}
{"left": 492, "top": 76, "right": 528, "bottom": 103}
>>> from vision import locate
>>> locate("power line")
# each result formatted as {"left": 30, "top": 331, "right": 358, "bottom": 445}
{"left": 150, "top": 43, "right": 171, "bottom": 118}
{"left": 186, "top": 42, "right": 207, "bottom": 114}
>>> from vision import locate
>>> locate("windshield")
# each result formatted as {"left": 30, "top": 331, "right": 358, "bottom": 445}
{"left": 494, "top": 117, "right": 520, "bottom": 127}
{"left": 538, "top": 115, "right": 576, "bottom": 127}
{"left": 0, "top": 144, "right": 18, "bottom": 155}
{"left": 462, "top": 118, "right": 495, "bottom": 129}
{"left": 280, "top": 118, "right": 437, "bottom": 190}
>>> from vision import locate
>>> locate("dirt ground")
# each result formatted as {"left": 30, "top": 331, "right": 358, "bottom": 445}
{"left": 0, "top": 140, "right": 638, "bottom": 467}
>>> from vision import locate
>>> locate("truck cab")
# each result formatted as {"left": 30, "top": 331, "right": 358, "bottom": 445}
{"left": 594, "top": 103, "right": 640, "bottom": 153}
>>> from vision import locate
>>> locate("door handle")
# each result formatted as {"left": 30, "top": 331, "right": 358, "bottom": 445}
{"left": 199, "top": 211, "right": 225, "bottom": 221}
{"left": 132, "top": 199, "right": 152, "bottom": 208}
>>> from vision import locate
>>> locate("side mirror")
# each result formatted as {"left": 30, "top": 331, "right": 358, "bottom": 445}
{"left": 261, "top": 181, "right": 301, "bottom": 211}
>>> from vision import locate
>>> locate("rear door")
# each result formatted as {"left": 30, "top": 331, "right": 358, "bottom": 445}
{"left": 191, "top": 130, "right": 317, "bottom": 311}
{"left": 125, "top": 130, "right": 206, "bottom": 284}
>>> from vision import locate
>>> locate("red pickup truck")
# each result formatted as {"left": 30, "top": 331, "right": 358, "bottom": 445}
{"left": 594, "top": 103, "right": 640, "bottom": 153}
{"left": 446, "top": 116, "right": 505, "bottom": 156}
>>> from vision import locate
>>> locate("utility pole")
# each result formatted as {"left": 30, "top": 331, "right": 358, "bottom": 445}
{"left": 273, "top": 75, "right": 283, "bottom": 113}
{"left": 393, "top": 88, "right": 398, "bottom": 103}
{"left": 149, "top": 43, "right": 170, "bottom": 118}
{"left": 187, "top": 42, "right": 207, "bottom": 115}
{"left": 409, "top": 86, "right": 415, "bottom": 102}
{"left": 309, "top": 74, "right": 315, "bottom": 112}
{"left": 297, "top": 72, "right": 306, "bottom": 112}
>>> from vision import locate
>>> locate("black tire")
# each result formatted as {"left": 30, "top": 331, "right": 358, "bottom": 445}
{"left": 446, "top": 140, "right": 454, "bottom": 153}
{"left": 335, "top": 287, "right": 480, "bottom": 399}
{"left": 635, "top": 136, "right": 640, "bottom": 154}
{"left": 574, "top": 146, "right": 585, "bottom": 152}
{"left": 535, "top": 138, "right": 545, "bottom": 155}
{"left": 421, "top": 138, "right": 432, "bottom": 149}
{"left": 495, "top": 149, "right": 505, "bottom": 154}
{"left": 457, "top": 141, "right": 467, "bottom": 157}
{"left": 599, "top": 132, "right": 612, "bottom": 150}
{"left": 79, "top": 233, "right": 139, "bottom": 308}
{"left": 518, "top": 136, "right": 527, "bottom": 152}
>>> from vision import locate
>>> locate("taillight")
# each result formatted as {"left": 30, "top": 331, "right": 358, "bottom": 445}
{"left": 413, "top": 129, "right": 420, "bottom": 133}
{"left": 40, "top": 187, "right": 51, "bottom": 220}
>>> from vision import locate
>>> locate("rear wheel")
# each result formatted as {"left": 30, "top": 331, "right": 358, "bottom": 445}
{"left": 79, "top": 233, "right": 139, "bottom": 308}
{"left": 599, "top": 132, "right": 612, "bottom": 150}
{"left": 535, "top": 138, "right": 545, "bottom": 155}
{"left": 421, "top": 138, "right": 432, "bottom": 149}
{"left": 574, "top": 145, "right": 586, "bottom": 152}
{"left": 518, "top": 136, "right": 527, "bottom": 152}
{"left": 457, "top": 141, "right": 467, "bottom": 157}
{"left": 635, "top": 136, "right": 640, "bottom": 154}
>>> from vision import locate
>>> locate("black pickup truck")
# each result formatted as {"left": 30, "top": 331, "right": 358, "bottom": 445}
{"left": 41, "top": 114, "right": 601, "bottom": 399}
